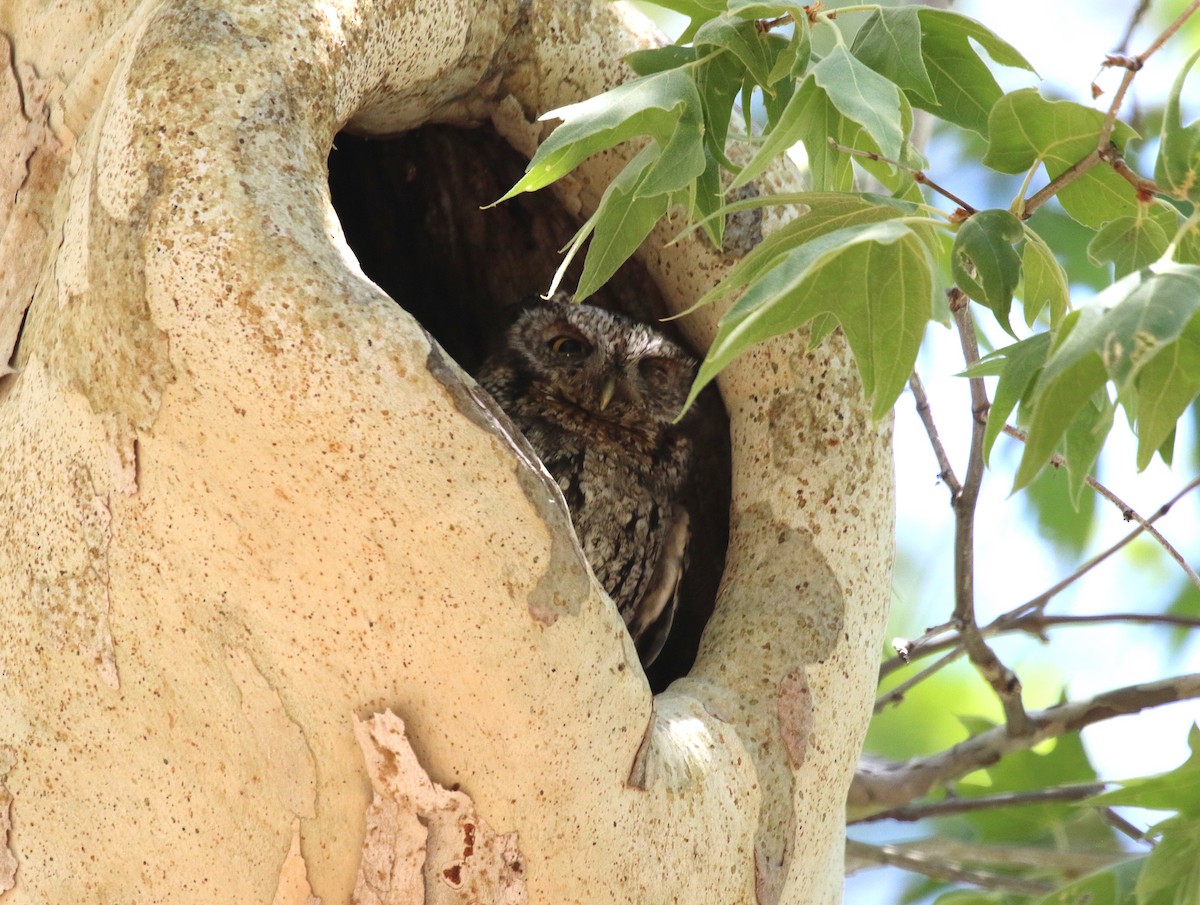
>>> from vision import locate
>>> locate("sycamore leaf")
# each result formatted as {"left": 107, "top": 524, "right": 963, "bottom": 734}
{"left": 625, "top": 45, "right": 700, "bottom": 76}
{"left": 496, "top": 68, "right": 701, "bottom": 202}
{"left": 693, "top": 13, "right": 777, "bottom": 90}
{"left": 849, "top": 7, "right": 935, "bottom": 103}
{"left": 644, "top": 0, "right": 727, "bottom": 41}
{"left": 984, "top": 89, "right": 1140, "bottom": 228}
{"left": 1156, "top": 48, "right": 1200, "bottom": 202}
{"left": 571, "top": 146, "right": 676, "bottom": 301}
{"left": 854, "top": 8, "right": 1034, "bottom": 137}
{"left": 1015, "top": 262, "right": 1200, "bottom": 489}
{"left": 686, "top": 220, "right": 934, "bottom": 418}
{"left": 968, "top": 332, "right": 1051, "bottom": 463}
{"left": 734, "top": 76, "right": 853, "bottom": 191}
{"left": 689, "top": 193, "right": 925, "bottom": 311}
{"left": 1133, "top": 311, "right": 1200, "bottom": 469}
{"left": 1088, "top": 214, "right": 1171, "bottom": 279}
{"left": 952, "top": 208, "right": 1025, "bottom": 335}
{"left": 1062, "top": 388, "right": 1114, "bottom": 506}
{"left": 1019, "top": 224, "right": 1070, "bottom": 327}
{"left": 911, "top": 9, "right": 1034, "bottom": 136}
{"left": 810, "top": 44, "right": 905, "bottom": 161}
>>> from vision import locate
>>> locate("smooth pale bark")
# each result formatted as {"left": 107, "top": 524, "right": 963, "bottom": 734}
{"left": 0, "top": 1, "right": 894, "bottom": 902}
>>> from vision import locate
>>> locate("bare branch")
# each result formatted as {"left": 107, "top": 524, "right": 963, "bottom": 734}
{"left": 851, "top": 781, "right": 1108, "bottom": 825}
{"left": 851, "top": 673, "right": 1200, "bottom": 809}
{"left": 908, "top": 371, "right": 963, "bottom": 499}
{"left": 875, "top": 647, "right": 965, "bottom": 712}
{"left": 1007, "top": 475, "right": 1200, "bottom": 624}
{"left": 1001, "top": 424, "right": 1200, "bottom": 591}
{"left": 844, "top": 840, "right": 1055, "bottom": 895}
{"left": 1114, "top": 0, "right": 1153, "bottom": 54}
{"left": 1021, "top": 0, "right": 1200, "bottom": 217}
{"left": 949, "top": 292, "right": 1031, "bottom": 735}
{"left": 881, "top": 610, "right": 1200, "bottom": 680}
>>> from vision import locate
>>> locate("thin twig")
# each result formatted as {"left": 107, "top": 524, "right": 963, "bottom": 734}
{"left": 1115, "top": 0, "right": 1153, "bottom": 54}
{"left": 875, "top": 647, "right": 966, "bottom": 712}
{"left": 909, "top": 371, "right": 963, "bottom": 499}
{"left": 845, "top": 840, "right": 1055, "bottom": 895}
{"left": 881, "top": 610, "right": 1200, "bottom": 680}
{"left": 1022, "top": 0, "right": 1200, "bottom": 218}
{"left": 949, "top": 290, "right": 1031, "bottom": 735}
{"left": 851, "top": 781, "right": 1108, "bottom": 825}
{"left": 828, "top": 140, "right": 978, "bottom": 214}
{"left": 1006, "top": 475, "right": 1200, "bottom": 624}
{"left": 1100, "top": 807, "right": 1156, "bottom": 846}
{"left": 1002, "top": 424, "right": 1200, "bottom": 591}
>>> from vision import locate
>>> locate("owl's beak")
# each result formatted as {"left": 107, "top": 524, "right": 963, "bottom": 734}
{"left": 598, "top": 376, "right": 618, "bottom": 411}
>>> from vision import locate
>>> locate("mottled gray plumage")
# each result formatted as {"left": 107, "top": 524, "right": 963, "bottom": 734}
{"left": 477, "top": 296, "right": 696, "bottom": 666}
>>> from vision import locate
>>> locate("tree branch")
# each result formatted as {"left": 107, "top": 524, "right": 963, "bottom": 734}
{"left": 1021, "top": 0, "right": 1200, "bottom": 217}
{"left": 845, "top": 840, "right": 1055, "bottom": 895}
{"left": 881, "top": 610, "right": 1200, "bottom": 681}
{"left": 908, "top": 371, "right": 962, "bottom": 499}
{"left": 850, "top": 781, "right": 1108, "bottom": 825}
{"left": 949, "top": 290, "right": 1031, "bottom": 735}
{"left": 852, "top": 673, "right": 1200, "bottom": 809}
{"left": 1002, "top": 424, "right": 1200, "bottom": 592}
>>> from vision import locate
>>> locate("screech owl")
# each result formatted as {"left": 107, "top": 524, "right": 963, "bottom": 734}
{"left": 477, "top": 295, "right": 697, "bottom": 667}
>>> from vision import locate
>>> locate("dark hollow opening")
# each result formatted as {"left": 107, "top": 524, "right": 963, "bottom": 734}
{"left": 327, "top": 124, "right": 730, "bottom": 692}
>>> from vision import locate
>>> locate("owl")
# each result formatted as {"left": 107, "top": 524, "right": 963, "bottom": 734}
{"left": 477, "top": 295, "right": 697, "bottom": 667}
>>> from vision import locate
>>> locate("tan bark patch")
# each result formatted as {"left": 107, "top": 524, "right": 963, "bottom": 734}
{"left": 352, "top": 711, "right": 526, "bottom": 905}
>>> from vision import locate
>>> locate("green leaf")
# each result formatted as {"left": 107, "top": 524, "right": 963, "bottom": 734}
{"left": 625, "top": 44, "right": 700, "bottom": 76}
{"left": 1019, "top": 224, "right": 1070, "bottom": 327}
{"left": 1062, "top": 388, "right": 1114, "bottom": 506}
{"left": 952, "top": 209, "right": 1025, "bottom": 335}
{"left": 1156, "top": 48, "right": 1200, "bottom": 202}
{"left": 810, "top": 44, "right": 905, "bottom": 162}
{"left": 984, "top": 89, "right": 1140, "bottom": 228}
{"left": 1015, "top": 263, "right": 1200, "bottom": 489}
{"left": 686, "top": 220, "right": 934, "bottom": 418}
{"left": 693, "top": 49, "right": 744, "bottom": 168}
{"left": 727, "top": 0, "right": 808, "bottom": 18}
{"left": 970, "top": 332, "right": 1051, "bottom": 463}
{"left": 915, "top": 9, "right": 1035, "bottom": 136}
{"left": 850, "top": 7, "right": 936, "bottom": 103}
{"left": 1037, "top": 859, "right": 1141, "bottom": 905}
{"left": 690, "top": 193, "right": 924, "bottom": 311}
{"left": 1094, "top": 724, "right": 1200, "bottom": 815}
{"left": 1088, "top": 215, "right": 1171, "bottom": 279}
{"left": 1027, "top": 462, "right": 1097, "bottom": 557}
{"left": 571, "top": 146, "right": 675, "bottom": 301}
{"left": 693, "top": 13, "right": 776, "bottom": 90}
{"left": 735, "top": 76, "right": 851, "bottom": 191}
{"left": 1133, "top": 311, "right": 1200, "bottom": 468}
{"left": 496, "top": 68, "right": 701, "bottom": 202}
{"left": 1137, "top": 815, "right": 1200, "bottom": 905}
{"left": 641, "top": 0, "right": 727, "bottom": 41}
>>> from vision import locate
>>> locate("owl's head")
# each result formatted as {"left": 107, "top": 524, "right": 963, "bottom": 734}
{"left": 504, "top": 298, "right": 698, "bottom": 429}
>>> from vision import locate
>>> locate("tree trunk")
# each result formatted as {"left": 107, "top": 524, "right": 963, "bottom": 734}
{"left": 0, "top": 1, "right": 894, "bottom": 902}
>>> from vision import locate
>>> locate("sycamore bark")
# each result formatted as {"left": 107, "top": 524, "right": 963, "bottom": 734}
{"left": 0, "top": 1, "right": 893, "bottom": 901}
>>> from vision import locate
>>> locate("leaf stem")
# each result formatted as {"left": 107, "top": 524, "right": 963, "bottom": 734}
{"left": 829, "top": 140, "right": 977, "bottom": 214}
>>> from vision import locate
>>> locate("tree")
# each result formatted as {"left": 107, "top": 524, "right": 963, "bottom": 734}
{"left": 1, "top": 2, "right": 1197, "bottom": 905}
{"left": 0, "top": 0, "right": 888, "bottom": 902}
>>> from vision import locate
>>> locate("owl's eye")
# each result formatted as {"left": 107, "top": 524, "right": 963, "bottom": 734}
{"left": 548, "top": 335, "right": 592, "bottom": 358}
{"left": 639, "top": 357, "right": 678, "bottom": 382}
